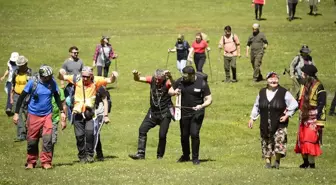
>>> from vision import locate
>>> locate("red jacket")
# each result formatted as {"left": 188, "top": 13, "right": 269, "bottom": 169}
{"left": 254, "top": 0, "right": 265, "bottom": 4}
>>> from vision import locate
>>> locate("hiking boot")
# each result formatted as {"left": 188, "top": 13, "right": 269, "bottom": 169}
{"left": 42, "top": 164, "right": 53, "bottom": 170}
{"left": 299, "top": 162, "right": 309, "bottom": 168}
{"left": 192, "top": 159, "right": 200, "bottom": 165}
{"left": 128, "top": 152, "right": 145, "bottom": 160}
{"left": 177, "top": 155, "right": 190, "bottom": 163}
{"left": 25, "top": 163, "right": 35, "bottom": 170}
{"left": 272, "top": 160, "right": 280, "bottom": 169}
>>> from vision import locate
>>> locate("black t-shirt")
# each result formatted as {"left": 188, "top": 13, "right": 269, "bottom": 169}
{"left": 95, "top": 86, "right": 108, "bottom": 107}
{"left": 175, "top": 41, "right": 190, "bottom": 60}
{"left": 173, "top": 76, "right": 211, "bottom": 115}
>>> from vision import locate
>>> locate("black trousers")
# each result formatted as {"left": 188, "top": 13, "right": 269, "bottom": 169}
{"left": 73, "top": 113, "right": 95, "bottom": 159}
{"left": 194, "top": 53, "right": 206, "bottom": 72}
{"left": 180, "top": 113, "right": 204, "bottom": 160}
{"left": 288, "top": 3, "right": 298, "bottom": 18}
{"left": 137, "top": 109, "right": 171, "bottom": 157}
{"left": 255, "top": 3, "right": 263, "bottom": 19}
{"left": 97, "top": 63, "right": 111, "bottom": 77}
{"left": 330, "top": 92, "right": 336, "bottom": 113}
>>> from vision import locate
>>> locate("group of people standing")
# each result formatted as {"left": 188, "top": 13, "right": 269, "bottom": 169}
{"left": 168, "top": 23, "right": 267, "bottom": 83}
{"left": 1, "top": 22, "right": 334, "bottom": 170}
{"left": 2, "top": 36, "right": 119, "bottom": 169}
{"left": 251, "top": 0, "right": 322, "bottom": 22}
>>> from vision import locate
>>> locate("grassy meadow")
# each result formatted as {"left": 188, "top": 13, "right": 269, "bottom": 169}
{"left": 0, "top": 0, "right": 336, "bottom": 184}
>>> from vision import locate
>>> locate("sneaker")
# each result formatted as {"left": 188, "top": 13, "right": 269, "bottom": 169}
{"left": 128, "top": 153, "right": 145, "bottom": 160}
{"left": 157, "top": 156, "right": 163, "bottom": 160}
{"left": 231, "top": 79, "right": 238, "bottom": 83}
{"left": 79, "top": 158, "right": 87, "bottom": 164}
{"left": 192, "top": 159, "right": 200, "bottom": 165}
{"left": 264, "top": 163, "right": 272, "bottom": 169}
{"left": 177, "top": 155, "right": 190, "bottom": 163}
{"left": 86, "top": 156, "right": 94, "bottom": 163}
{"left": 42, "top": 164, "right": 53, "bottom": 170}
{"left": 25, "top": 163, "right": 35, "bottom": 170}
{"left": 222, "top": 79, "right": 231, "bottom": 83}
{"left": 14, "top": 138, "right": 25, "bottom": 142}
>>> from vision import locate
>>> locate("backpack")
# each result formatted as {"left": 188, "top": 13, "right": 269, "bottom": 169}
{"left": 95, "top": 86, "right": 112, "bottom": 113}
{"left": 22, "top": 73, "right": 40, "bottom": 109}
{"left": 223, "top": 33, "right": 236, "bottom": 45}
{"left": 293, "top": 55, "right": 314, "bottom": 72}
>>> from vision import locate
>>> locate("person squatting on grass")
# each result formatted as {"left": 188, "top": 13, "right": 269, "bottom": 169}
{"left": 252, "top": 0, "right": 266, "bottom": 20}
{"left": 1, "top": 52, "right": 19, "bottom": 116}
{"left": 246, "top": 23, "right": 268, "bottom": 82}
{"left": 93, "top": 36, "right": 118, "bottom": 77}
{"left": 11, "top": 56, "right": 33, "bottom": 142}
{"left": 129, "top": 69, "right": 176, "bottom": 160}
{"left": 188, "top": 33, "right": 210, "bottom": 73}
{"left": 289, "top": 45, "right": 314, "bottom": 94}
{"left": 295, "top": 65, "right": 326, "bottom": 169}
{"left": 58, "top": 66, "right": 117, "bottom": 163}
{"left": 248, "top": 72, "right": 298, "bottom": 169}
{"left": 13, "top": 65, "right": 66, "bottom": 170}
{"left": 172, "top": 66, "right": 212, "bottom": 165}
{"left": 93, "top": 85, "right": 111, "bottom": 161}
{"left": 218, "top": 25, "right": 241, "bottom": 83}
{"left": 168, "top": 34, "right": 190, "bottom": 73}
{"left": 61, "top": 46, "right": 84, "bottom": 121}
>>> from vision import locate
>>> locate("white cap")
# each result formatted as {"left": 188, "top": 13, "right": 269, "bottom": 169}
{"left": 252, "top": 23, "right": 260, "bottom": 29}
{"left": 9, "top": 52, "right": 19, "bottom": 62}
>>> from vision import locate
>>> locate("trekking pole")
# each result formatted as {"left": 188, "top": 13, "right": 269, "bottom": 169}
{"left": 217, "top": 49, "right": 222, "bottom": 82}
{"left": 207, "top": 50, "right": 213, "bottom": 81}
{"left": 165, "top": 52, "right": 170, "bottom": 69}
{"left": 93, "top": 117, "right": 104, "bottom": 153}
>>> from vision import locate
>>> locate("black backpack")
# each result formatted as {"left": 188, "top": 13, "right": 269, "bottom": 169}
{"left": 196, "top": 72, "right": 208, "bottom": 82}
{"left": 22, "top": 72, "right": 40, "bottom": 109}
{"left": 95, "top": 86, "right": 112, "bottom": 113}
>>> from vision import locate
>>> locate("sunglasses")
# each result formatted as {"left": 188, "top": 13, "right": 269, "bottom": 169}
{"left": 71, "top": 51, "right": 79, "bottom": 54}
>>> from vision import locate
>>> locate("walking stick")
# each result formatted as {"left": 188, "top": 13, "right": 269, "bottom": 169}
{"left": 165, "top": 52, "right": 170, "bottom": 69}
{"left": 93, "top": 117, "right": 104, "bottom": 153}
{"left": 217, "top": 49, "right": 222, "bottom": 82}
{"left": 207, "top": 50, "right": 213, "bottom": 81}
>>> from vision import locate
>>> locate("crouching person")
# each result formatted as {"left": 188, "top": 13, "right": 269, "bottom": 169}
{"left": 58, "top": 66, "right": 117, "bottom": 163}
{"left": 13, "top": 65, "right": 66, "bottom": 169}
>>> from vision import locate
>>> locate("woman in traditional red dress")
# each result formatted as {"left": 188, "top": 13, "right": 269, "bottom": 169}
{"left": 295, "top": 65, "right": 326, "bottom": 169}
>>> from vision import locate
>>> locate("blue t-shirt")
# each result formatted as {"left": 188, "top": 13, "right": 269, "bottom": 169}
{"left": 23, "top": 78, "right": 58, "bottom": 116}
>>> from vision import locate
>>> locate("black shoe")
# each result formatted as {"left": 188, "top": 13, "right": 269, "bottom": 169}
{"left": 177, "top": 155, "right": 190, "bottom": 163}
{"left": 264, "top": 163, "right": 272, "bottom": 169}
{"left": 96, "top": 156, "right": 104, "bottom": 161}
{"left": 272, "top": 160, "right": 280, "bottom": 169}
{"left": 192, "top": 159, "right": 200, "bottom": 165}
{"left": 328, "top": 111, "right": 335, "bottom": 116}
{"left": 299, "top": 162, "right": 309, "bottom": 168}
{"left": 129, "top": 153, "right": 145, "bottom": 160}
{"left": 231, "top": 79, "right": 238, "bottom": 83}
{"left": 14, "top": 138, "right": 25, "bottom": 142}
{"left": 6, "top": 109, "right": 13, "bottom": 117}
{"left": 309, "top": 163, "right": 315, "bottom": 169}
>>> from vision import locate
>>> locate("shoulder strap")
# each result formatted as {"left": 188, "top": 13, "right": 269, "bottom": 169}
{"left": 232, "top": 33, "right": 236, "bottom": 44}
{"left": 293, "top": 55, "right": 301, "bottom": 69}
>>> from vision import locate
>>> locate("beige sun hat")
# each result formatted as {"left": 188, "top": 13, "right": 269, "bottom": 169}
{"left": 16, "top": 56, "right": 28, "bottom": 66}
{"left": 9, "top": 52, "right": 19, "bottom": 62}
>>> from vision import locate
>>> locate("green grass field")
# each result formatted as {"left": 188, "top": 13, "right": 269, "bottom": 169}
{"left": 0, "top": 0, "right": 336, "bottom": 184}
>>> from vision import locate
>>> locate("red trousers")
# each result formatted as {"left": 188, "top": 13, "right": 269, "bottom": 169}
{"left": 26, "top": 113, "right": 53, "bottom": 165}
